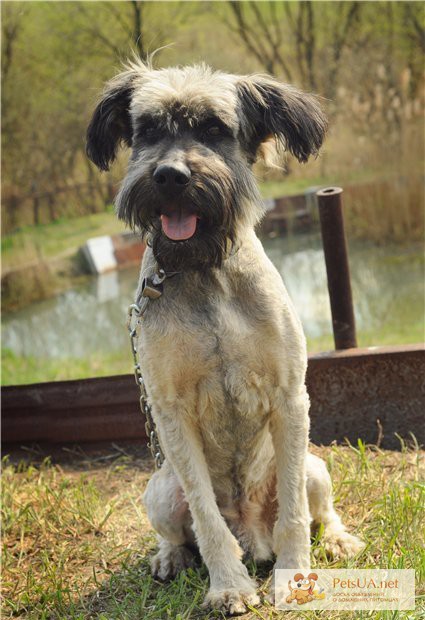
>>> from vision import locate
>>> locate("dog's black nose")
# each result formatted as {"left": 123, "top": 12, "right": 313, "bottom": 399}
{"left": 153, "top": 163, "right": 191, "bottom": 193}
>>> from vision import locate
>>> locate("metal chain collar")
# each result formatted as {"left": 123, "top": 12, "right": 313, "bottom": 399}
{"left": 126, "top": 250, "right": 236, "bottom": 469}
{"left": 127, "top": 269, "right": 170, "bottom": 469}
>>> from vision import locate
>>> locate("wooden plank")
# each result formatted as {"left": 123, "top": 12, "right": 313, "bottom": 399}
{"left": 2, "top": 345, "right": 424, "bottom": 449}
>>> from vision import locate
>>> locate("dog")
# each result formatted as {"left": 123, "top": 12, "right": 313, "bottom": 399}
{"left": 286, "top": 572, "right": 319, "bottom": 605}
{"left": 86, "top": 59, "right": 364, "bottom": 615}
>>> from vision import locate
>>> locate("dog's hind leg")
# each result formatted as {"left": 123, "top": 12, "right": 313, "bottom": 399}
{"left": 150, "top": 536, "right": 197, "bottom": 581}
{"left": 143, "top": 460, "right": 197, "bottom": 579}
{"left": 306, "top": 453, "right": 365, "bottom": 558}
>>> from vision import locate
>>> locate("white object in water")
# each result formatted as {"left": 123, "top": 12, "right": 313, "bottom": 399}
{"left": 96, "top": 270, "right": 120, "bottom": 302}
{"left": 82, "top": 236, "right": 117, "bottom": 274}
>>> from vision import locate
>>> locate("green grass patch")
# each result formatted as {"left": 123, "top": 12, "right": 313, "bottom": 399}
{"left": 258, "top": 175, "right": 328, "bottom": 199}
{"left": 1, "top": 178, "right": 316, "bottom": 274}
{"left": 1, "top": 349, "right": 132, "bottom": 386}
{"left": 1, "top": 210, "right": 127, "bottom": 272}
{"left": 306, "top": 321, "right": 425, "bottom": 356}
{"left": 3, "top": 307, "right": 424, "bottom": 388}
{"left": 0, "top": 177, "right": 331, "bottom": 272}
{"left": 1, "top": 442, "right": 424, "bottom": 619}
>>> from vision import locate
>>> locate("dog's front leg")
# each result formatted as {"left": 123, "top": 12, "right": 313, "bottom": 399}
{"left": 156, "top": 409, "right": 260, "bottom": 614}
{"left": 270, "top": 389, "right": 311, "bottom": 572}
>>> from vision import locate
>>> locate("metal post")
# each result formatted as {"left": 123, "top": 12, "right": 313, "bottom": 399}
{"left": 316, "top": 187, "right": 357, "bottom": 350}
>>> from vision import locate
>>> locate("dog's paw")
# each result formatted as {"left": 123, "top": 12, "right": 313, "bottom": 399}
{"left": 322, "top": 530, "right": 365, "bottom": 559}
{"left": 202, "top": 586, "right": 260, "bottom": 616}
{"left": 151, "top": 543, "right": 196, "bottom": 580}
{"left": 266, "top": 589, "right": 275, "bottom": 605}
{"left": 266, "top": 577, "right": 294, "bottom": 606}
{"left": 274, "top": 550, "right": 311, "bottom": 572}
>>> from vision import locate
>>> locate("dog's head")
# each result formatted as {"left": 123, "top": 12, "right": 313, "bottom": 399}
{"left": 289, "top": 572, "right": 318, "bottom": 594}
{"left": 86, "top": 60, "right": 327, "bottom": 271}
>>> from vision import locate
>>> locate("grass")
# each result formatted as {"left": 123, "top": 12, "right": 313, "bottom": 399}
{"left": 2, "top": 184, "right": 306, "bottom": 275}
{"left": 3, "top": 307, "right": 424, "bottom": 387}
{"left": 2, "top": 166, "right": 423, "bottom": 313}
{"left": 4, "top": 165, "right": 417, "bottom": 275}
{"left": 1, "top": 210, "right": 128, "bottom": 311}
{"left": 1, "top": 440, "right": 424, "bottom": 619}
{"left": 1, "top": 349, "right": 132, "bottom": 386}
{"left": 257, "top": 176, "right": 329, "bottom": 199}
{"left": 1, "top": 209, "right": 127, "bottom": 274}
{"left": 1, "top": 177, "right": 324, "bottom": 272}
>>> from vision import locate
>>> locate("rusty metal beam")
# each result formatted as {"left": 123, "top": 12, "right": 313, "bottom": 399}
{"left": 2, "top": 345, "right": 424, "bottom": 450}
{"left": 317, "top": 187, "right": 357, "bottom": 350}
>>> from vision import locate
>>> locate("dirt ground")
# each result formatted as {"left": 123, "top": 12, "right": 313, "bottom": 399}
{"left": 2, "top": 440, "right": 424, "bottom": 619}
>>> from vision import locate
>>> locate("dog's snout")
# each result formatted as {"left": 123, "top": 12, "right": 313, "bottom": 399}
{"left": 153, "top": 163, "right": 191, "bottom": 192}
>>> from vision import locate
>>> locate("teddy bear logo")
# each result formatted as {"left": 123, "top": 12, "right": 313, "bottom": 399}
{"left": 286, "top": 572, "right": 325, "bottom": 605}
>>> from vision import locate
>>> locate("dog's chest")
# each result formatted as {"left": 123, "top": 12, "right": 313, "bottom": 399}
{"left": 139, "top": 279, "right": 281, "bottom": 446}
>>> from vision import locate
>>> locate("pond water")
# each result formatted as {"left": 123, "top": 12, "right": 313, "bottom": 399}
{"left": 2, "top": 234, "right": 423, "bottom": 360}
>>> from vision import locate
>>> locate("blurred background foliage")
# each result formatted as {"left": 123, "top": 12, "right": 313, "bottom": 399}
{"left": 2, "top": 0, "right": 424, "bottom": 240}
{"left": 1, "top": 2, "right": 424, "bottom": 384}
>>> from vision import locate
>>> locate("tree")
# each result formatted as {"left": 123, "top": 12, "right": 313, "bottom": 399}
{"left": 1, "top": 1, "right": 178, "bottom": 231}
{"left": 227, "top": 1, "right": 294, "bottom": 79}
{"left": 225, "top": 1, "right": 362, "bottom": 99}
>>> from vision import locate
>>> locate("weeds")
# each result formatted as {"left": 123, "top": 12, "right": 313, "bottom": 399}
{"left": 1, "top": 442, "right": 424, "bottom": 619}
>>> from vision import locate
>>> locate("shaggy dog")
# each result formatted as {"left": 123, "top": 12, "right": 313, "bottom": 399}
{"left": 86, "top": 59, "right": 364, "bottom": 615}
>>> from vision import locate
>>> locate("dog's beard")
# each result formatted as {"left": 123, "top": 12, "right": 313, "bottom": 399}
{"left": 116, "top": 170, "right": 241, "bottom": 272}
{"left": 151, "top": 223, "right": 231, "bottom": 272}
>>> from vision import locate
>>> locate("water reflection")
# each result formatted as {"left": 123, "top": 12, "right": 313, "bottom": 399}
{"left": 2, "top": 234, "right": 423, "bottom": 359}
{"left": 2, "top": 267, "right": 139, "bottom": 359}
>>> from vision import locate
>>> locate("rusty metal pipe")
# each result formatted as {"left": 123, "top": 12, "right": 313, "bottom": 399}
{"left": 316, "top": 187, "right": 357, "bottom": 350}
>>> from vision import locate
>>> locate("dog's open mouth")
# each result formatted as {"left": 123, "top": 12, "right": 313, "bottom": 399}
{"left": 160, "top": 208, "right": 199, "bottom": 241}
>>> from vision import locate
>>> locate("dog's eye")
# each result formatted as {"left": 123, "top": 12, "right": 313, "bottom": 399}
{"left": 206, "top": 125, "right": 222, "bottom": 137}
{"left": 140, "top": 125, "right": 161, "bottom": 144}
{"left": 200, "top": 123, "right": 233, "bottom": 146}
{"left": 198, "top": 121, "right": 232, "bottom": 146}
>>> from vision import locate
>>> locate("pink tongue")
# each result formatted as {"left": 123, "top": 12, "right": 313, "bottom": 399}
{"left": 161, "top": 211, "right": 198, "bottom": 241}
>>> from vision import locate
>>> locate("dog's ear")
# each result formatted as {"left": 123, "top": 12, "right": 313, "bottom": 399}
{"left": 293, "top": 573, "right": 304, "bottom": 581}
{"left": 86, "top": 72, "right": 135, "bottom": 171}
{"left": 237, "top": 75, "right": 327, "bottom": 164}
{"left": 308, "top": 573, "right": 318, "bottom": 581}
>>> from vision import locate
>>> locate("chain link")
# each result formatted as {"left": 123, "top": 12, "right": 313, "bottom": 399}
{"left": 127, "top": 301, "right": 164, "bottom": 469}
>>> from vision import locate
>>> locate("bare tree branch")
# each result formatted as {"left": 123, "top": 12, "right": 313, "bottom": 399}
{"left": 75, "top": 4, "right": 122, "bottom": 58}
{"left": 131, "top": 0, "right": 145, "bottom": 59}
{"left": 226, "top": 1, "right": 293, "bottom": 79}
{"left": 228, "top": 2, "right": 276, "bottom": 74}
{"left": 269, "top": 1, "right": 282, "bottom": 45}
{"left": 320, "top": 1, "right": 362, "bottom": 99}
{"left": 333, "top": 1, "right": 361, "bottom": 67}
{"left": 305, "top": 2, "right": 316, "bottom": 90}
{"left": 104, "top": 2, "right": 133, "bottom": 39}
{"left": 250, "top": 2, "right": 293, "bottom": 80}
{"left": 1, "top": 5, "right": 28, "bottom": 81}
{"left": 404, "top": 3, "right": 425, "bottom": 53}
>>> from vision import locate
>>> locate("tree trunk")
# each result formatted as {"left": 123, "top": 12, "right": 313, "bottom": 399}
{"left": 47, "top": 194, "right": 57, "bottom": 222}
{"left": 33, "top": 196, "right": 40, "bottom": 226}
{"left": 131, "top": 1, "right": 144, "bottom": 58}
